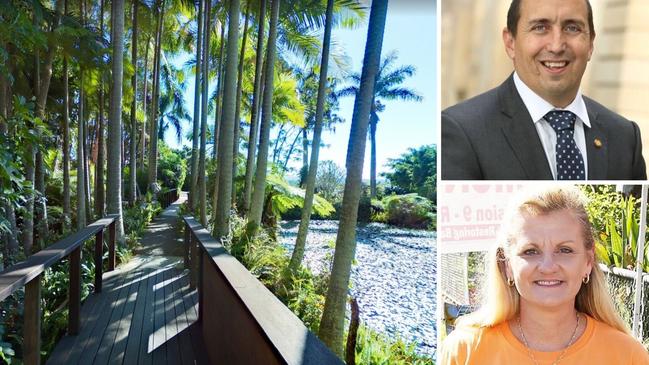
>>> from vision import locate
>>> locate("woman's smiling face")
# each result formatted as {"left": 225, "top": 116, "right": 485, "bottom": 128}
{"left": 506, "top": 209, "right": 593, "bottom": 311}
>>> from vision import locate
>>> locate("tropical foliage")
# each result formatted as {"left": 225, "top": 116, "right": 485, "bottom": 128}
{"left": 581, "top": 185, "right": 649, "bottom": 272}
{"left": 1, "top": 0, "right": 435, "bottom": 362}
{"left": 383, "top": 145, "right": 436, "bottom": 202}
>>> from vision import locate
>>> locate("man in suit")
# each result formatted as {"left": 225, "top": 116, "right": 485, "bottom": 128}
{"left": 442, "top": 0, "right": 646, "bottom": 180}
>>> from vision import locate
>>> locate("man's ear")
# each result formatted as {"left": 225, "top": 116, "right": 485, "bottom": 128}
{"left": 503, "top": 27, "right": 515, "bottom": 60}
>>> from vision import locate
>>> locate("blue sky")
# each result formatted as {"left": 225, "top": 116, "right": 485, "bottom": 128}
{"left": 165, "top": 1, "right": 436, "bottom": 180}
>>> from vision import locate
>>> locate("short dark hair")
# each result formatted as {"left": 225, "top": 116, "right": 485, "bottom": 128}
{"left": 506, "top": 0, "right": 595, "bottom": 39}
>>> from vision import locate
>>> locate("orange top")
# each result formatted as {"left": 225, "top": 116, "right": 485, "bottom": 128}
{"left": 439, "top": 315, "right": 649, "bottom": 365}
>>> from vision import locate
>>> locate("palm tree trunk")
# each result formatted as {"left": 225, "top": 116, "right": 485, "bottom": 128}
{"left": 210, "top": 19, "right": 226, "bottom": 224}
{"left": 148, "top": 0, "right": 165, "bottom": 193}
{"left": 231, "top": 3, "right": 251, "bottom": 207}
{"left": 107, "top": 0, "right": 126, "bottom": 244}
{"left": 25, "top": 0, "right": 63, "bottom": 253}
{"left": 140, "top": 34, "right": 150, "bottom": 171}
{"left": 96, "top": 0, "right": 106, "bottom": 217}
{"left": 198, "top": 0, "right": 211, "bottom": 226}
{"left": 369, "top": 107, "right": 378, "bottom": 198}
{"left": 62, "top": 0, "right": 71, "bottom": 230}
{"left": 189, "top": 0, "right": 203, "bottom": 211}
{"left": 34, "top": 0, "right": 65, "bottom": 247}
{"left": 318, "top": 0, "right": 388, "bottom": 356}
{"left": 23, "top": 12, "right": 41, "bottom": 256}
{"left": 282, "top": 129, "right": 301, "bottom": 172}
{"left": 289, "top": 0, "right": 334, "bottom": 272}
{"left": 213, "top": 0, "right": 241, "bottom": 239}
{"left": 242, "top": 0, "right": 266, "bottom": 214}
{"left": 271, "top": 123, "right": 285, "bottom": 165}
{"left": 213, "top": 20, "right": 226, "bottom": 161}
{"left": 129, "top": 0, "right": 138, "bottom": 205}
{"left": 77, "top": 68, "right": 87, "bottom": 230}
{"left": 300, "top": 127, "right": 308, "bottom": 186}
{"left": 34, "top": 148, "right": 47, "bottom": 250}
{"left": 84, "top": 95, "right": 92, "bottom": 223}
{"left": 0, "top": 61, "right": 19, "bottom": 263}
{"left": 247, "top": 0, "right": 279, "bottom": 235}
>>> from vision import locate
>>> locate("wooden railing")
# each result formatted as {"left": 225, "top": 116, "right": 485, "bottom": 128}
{"left": 0, "top": 215, "right": 118, "bottom": 365}
{"left": 182, "top": 216, "right": 344, "bottom": 365}
{"left": 157, "top": 188, "right": 179, "bottom": 209}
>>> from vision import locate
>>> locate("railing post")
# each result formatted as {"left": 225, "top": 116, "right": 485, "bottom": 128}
{"left": 183, "top": 221, "right": 190, "bottom": 269}
{"left": 108, "top": 220, "right": 116, "bottom": 271}
{"left": 95, "top": 229, "right": 103, "bottom": 293}
{"left": 198, "top": 247, "right": 204, "bottom": 323}
{"left": 69, "top": 246, "right": 81, "bottom": 335}
{"left": 190, "top": 232, "right": 197, "bottom": 289}
{"left": 24, "top": 275, "right": 42, "bottom": 365}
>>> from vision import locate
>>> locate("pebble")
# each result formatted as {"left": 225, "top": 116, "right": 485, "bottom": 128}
{"left": 280, "top": 220, "right": 437, "bottom": 356}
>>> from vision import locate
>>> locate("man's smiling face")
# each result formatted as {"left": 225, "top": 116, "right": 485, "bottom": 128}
{"left": 503, "top": 0, "right": 594, "bottom": 108}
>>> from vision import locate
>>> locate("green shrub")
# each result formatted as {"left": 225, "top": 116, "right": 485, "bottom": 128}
{"left": 355, "top": 326, "right": 434, "bottom": 365}
{"left": 383, "top": 194, "right": 435, "bottom": 229}
{"left": 357, "top": 187, "right": 372, "bottom": 223}
{"left": 581, "top": 185, "right": 649, "bottom": 271}
{"left": 123, "top": 201, "right": 161, "bottom": 237}
{"left": 157, "top": 141, "right": 187, "bottom": 190}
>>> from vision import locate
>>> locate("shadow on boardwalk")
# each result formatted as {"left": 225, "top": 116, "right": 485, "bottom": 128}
{"left": 47, "top": 192, "right": 209, "bottom": 365}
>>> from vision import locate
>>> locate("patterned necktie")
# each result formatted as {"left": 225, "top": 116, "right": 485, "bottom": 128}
{"left": 544, "top": 110, "right": 585, "bottom": 180}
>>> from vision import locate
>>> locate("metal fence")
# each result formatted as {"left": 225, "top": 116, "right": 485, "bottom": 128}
{"left": 601, "top": 264, "right": 648, "bottom": 344}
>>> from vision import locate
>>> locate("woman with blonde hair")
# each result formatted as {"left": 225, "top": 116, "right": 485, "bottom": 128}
{"left": 440, "top": 186, "right": 649, "bottom": 364}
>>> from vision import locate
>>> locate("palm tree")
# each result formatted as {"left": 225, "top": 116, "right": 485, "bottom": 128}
{"left": 129, "top": 0, "right": 139, "bottom": 205}
{"left": 62, "top": 0, "right": 71, "bottom": 228}
{"left": 107, "top": 0, "right": 126, "bottom": 243}
{"left": 198, "top": 0, "right": 210, "bottom": 226}
{"left": 189, "top": 0, "right": 203, "bottom": 211}
{"left": 77, "top": 1, "right": 88, "bottom": 230}
{"left": 77, "top": 63, "right": 87, "bottom": 230}
{"left": 338, "top": 51, "right": 422, "bottom": 198}
{"left": 147, "top": 0, "right": 166, "bottom": 193}
{"left": 318, "top": 0, "right": 389, "bottom": 357}
{"left": 96, "top": 0, "right": 106, "bottom": 218}
{"left": 246, "top": 0, "right": 280, "bottom": 236}
{"left": 214, "top": 0, "right": 241, "bottom": 239}
{"left": 157, "top": 63, "right": 189, "bottom": 142}
{"left": 230, "top": 2, "right": 252, "bottom": 207}
{"left": 242, "top": 0, "right": 267, "bottom": 214}
{"left": 288, "top": 0, "right": 334, "bottom": 273}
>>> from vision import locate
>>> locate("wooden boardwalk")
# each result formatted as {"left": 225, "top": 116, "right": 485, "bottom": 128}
{"left": 47, "top": 193, "right": 209, "bottom": 365}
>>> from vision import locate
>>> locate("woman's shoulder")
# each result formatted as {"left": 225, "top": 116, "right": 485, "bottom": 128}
{"left": 588, "top": 317, "right": 649, "bottom": 362}
{"left": 439, "top": 323, "right": 505, "bottom": 364}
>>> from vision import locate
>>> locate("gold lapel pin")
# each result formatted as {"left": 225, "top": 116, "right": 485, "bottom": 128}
{"left": 594, "top": 138, "right": 603, "bottom": 148}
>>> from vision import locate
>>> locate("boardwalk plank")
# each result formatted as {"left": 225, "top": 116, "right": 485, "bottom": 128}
{"left": 164, "top": 268, "right": 181, "bottom": 364}
{"left": 45, "top": 271, "right": 122, "bottom": 364}
{"left": 151, "top": 266, "right": 168, "bottom": 364}
{"left": 109, "top": 264, "right": 149, "bottom": 364}
{"left": 78, "top": 267, "right": 139, "bottom": 364}
{"left": 122, "top": 266, "right": 154, "bottom": 365}
{"left": 174, "top": 272, "right": 195, "bottom": 365}
{"left": 137, "top": 266, "right": 162, "bottom": 365}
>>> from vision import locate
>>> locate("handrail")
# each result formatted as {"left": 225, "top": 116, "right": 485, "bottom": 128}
{"left": 157, "top": 188, "right": 179, "bottom": 209}
{"left": 0, "top": 214, "right": 118, "bottom": 365}
{"left": 182, "top": 215, "right": 344, "bottom": 365}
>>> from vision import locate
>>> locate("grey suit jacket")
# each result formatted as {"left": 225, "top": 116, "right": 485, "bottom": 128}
{"left": 441, "top": 75, "right": 647, "bottom": 180}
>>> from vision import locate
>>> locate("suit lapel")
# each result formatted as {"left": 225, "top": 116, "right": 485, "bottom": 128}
{"left": 584, "top": 102, "right": 608, "bottom": 179}
{"left": 498, "top": 76, "right": 554, "bottom": 179}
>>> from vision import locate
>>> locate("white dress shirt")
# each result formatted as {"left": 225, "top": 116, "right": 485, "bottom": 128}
{"left": 513, "top": 72, "right": 591, "bottom": 179}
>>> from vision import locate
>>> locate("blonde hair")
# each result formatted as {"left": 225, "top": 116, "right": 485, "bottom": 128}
{"left": 457, "top": 185, "right": 629, "bottom": 334}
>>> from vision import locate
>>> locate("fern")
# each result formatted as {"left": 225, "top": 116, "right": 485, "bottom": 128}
{"left": 266, "top": 174, "right": 335, "bottom": 218}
